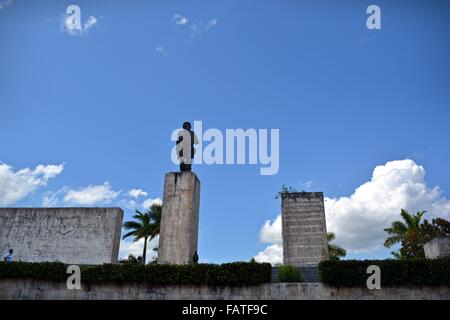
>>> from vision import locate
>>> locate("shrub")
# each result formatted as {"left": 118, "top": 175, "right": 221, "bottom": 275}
{"left": 278, "top": 265, "right": 303, "bottom": 283}
{"left": 318, "top": 257, "right": 450, "bottom": 287}
{"left": 0, "top": 261, "right": 67, "bottom": 282}
{"left": 0, "top": 261, "right": 272, "bottom": 286}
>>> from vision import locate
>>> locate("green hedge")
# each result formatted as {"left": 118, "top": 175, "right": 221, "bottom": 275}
{"left": 319, "top": 258, "right": 450, "bottom": 287}
{"left": 0, "top": 261, "right": 68, "bottom": 282}
{"left": 0, "top": 261, "right": 272, "bottom": 286}
{"left": 278, "top": 265, "right": 303, "bottom": 283}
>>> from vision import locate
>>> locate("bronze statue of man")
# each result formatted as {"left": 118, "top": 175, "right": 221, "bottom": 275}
{"left": 176, "top": 121, "right": 199, "bottom": 172}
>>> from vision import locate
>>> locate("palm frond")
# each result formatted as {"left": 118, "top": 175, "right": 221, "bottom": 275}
{"left": 400, "top": 209, "right": 415, "bottom": 228}
{"left": 327, "top": 232, "right": 336, "bottom": 242}
{"left": 384, "top": 235, "right": 403, "bottom": 248}
{"left": 327, "top": 232, "right": 346, "bottom": 260}
{"left": 122, "top": 230, "right": 137, "bottom": 240}
{"left": 122, "top": 221, "right": 142, "bottom": 230}
{"left": 390, "top": 250, "right": 402, "bottom": 260}
{"left": 414, "top": 211, "right": 426, "bottom": 226}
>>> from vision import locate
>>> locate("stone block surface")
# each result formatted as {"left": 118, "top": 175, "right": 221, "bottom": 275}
{"left": 158, "top": 172, "right": 200, "bottom": 265}
{"left": 0, "top": 207, "right": 123, "bottom": 264}
{"left": 281, "top": 192, "right": 329, "bottom": 267}
{"left": 424, "top": 237, "right": 450, "bottom": 259}
{"left": 1, "top": 280, "right": 449, "bottom": 300}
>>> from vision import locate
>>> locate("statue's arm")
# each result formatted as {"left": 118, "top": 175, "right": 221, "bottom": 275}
{"left": 176, "top": 130, "right": 184, "bottom": 144}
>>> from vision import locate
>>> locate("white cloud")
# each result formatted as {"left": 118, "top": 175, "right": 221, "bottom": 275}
{"left": 142, "top": 198, "right": 162, "bottom": 210}
{"left": 128, "top": 189, "right": 148, "bottom": 199}
{"left": 254, "top": 215, "right": 282, "bottom": 264}
{"left": 260, "top": 215, "right": 282, "bottom": 244}
{"left": 255, "top": 159, "right": 450, "bottom": 264}
{"left": 84, "top": 16, "right": 97, "bottom": 30}
{"left": 119, "top": 236, "right": 159, "bottom": 262}
{"left": 110, "top": 196, "right": 162, "bottom": 211}
{"left": 0, "top": 163, "right": 64, "bottom": 206}
{"left": 43, "top": 183, "right": 160, "bottom": 209}
{"left": 167, "top": 14, "right": 217, "bottom": 41}
{"left": 206, "top": 18, "right": 217, "bottom": 29}
{"left": 172, "top": 14, "right": 188, "bottom": 25}
{"left": 125, "top": 199, "right": 137, "bottom": 208}
{"left": 42, "top": 187, "right": 69, "bottom": 207}
{"left": 155, "top": 46, "right": 168, "bottom": 56}
{"left": 302, "top": 180, "right": 313, "bottom": 189}
{"left": 190, "top": 18, "right": 218, "bottom": 40}
{"left": 254, "top": 244, "right": 283, "bottom": 265}
{"left": 63, "top": 182, "right": 120, "bottom": 205}
{"left": 117, "top": 196, "right": 161, "bottom": 211}
{"left": 326, "top": 159, "right": 450, "bottom": 252}
{"left": 0, "top": 0, "right": 14, "bottom": 10}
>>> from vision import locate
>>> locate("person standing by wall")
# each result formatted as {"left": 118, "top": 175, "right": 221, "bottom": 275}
{"left": 3, "top": 249, "right": 14, "bottom": 263}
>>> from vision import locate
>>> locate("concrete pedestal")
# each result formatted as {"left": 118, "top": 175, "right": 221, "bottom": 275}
{"left": 281, "top": 192, "right": 329, "bottom": 267}
{"left": 158, "top": 172, "right": 200, "bottom": 265}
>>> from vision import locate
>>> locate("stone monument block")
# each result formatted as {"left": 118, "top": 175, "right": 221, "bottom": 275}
{"left": 0, "top": 207, "right": 123, "bottom": 264}
{"left": 158, "top": 172, "right": 200, "bottom": 265}
{"left": 281, "top": 192, "right": 329, "bottom": 267}
{"left": 424, "top": 237, "right": 450, "bottom": 259}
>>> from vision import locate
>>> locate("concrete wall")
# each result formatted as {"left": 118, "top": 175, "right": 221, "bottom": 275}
{"left": 158, "top": 172, "right": 200, "bottom": 265}
{"left": 424, "top": 237, "right": 450, "bottom": 259}
{"left": 281, "top": 192, "right": 329, "bottom": 267}
{"left": 0, "top": 208, "right": 123, "bottom": 265}
{"left": 0, "top": 279, "right": 448, "bottom": 300}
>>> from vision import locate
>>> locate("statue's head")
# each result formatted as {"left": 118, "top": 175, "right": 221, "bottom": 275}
{"left": 182, "top": 122, "right": 192, "bottom": 130}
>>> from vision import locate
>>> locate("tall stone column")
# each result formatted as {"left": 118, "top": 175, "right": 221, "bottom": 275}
{"left": 158, "top": 171, "right": 200, "bottom": 265}
{"left": 281, "top": 192, "right": 329, "bottom": 267}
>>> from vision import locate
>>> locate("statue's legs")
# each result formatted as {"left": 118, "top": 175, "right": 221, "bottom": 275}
{"left": 180, "top": 163, "right": 192, "bottom": 172}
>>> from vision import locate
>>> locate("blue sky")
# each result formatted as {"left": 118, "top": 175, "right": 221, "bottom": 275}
{"left": 1, "top": 0, "right": 450, "bottom": 263}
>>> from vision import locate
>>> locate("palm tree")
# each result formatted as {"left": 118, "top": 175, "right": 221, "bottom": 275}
{"left": 389, "top": 250, "right": 402, "bottom": 260}
{"left": 384, "top": 209, "right": 426, "bottom": 257}
{"left": 327, "top": 232, "right": 346, "bottom": 260}
{"left": 122, "top": 203, "right": 162, "bottom": 265}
